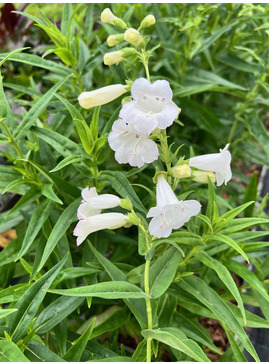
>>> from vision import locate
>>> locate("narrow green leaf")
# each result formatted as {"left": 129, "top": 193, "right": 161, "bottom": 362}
{"left": 221, "top": 218, "right": 269, "bottom": 234}
{"left": 102, "top": 171, "right": 147, "bottom": 214}
{"left": 34, "top": 296, "right": 84, "bottom": 334}
{"left": 0, "top": 309, "right": 18, "bottom": 320}
{"left": 224, "top": 326, "right": 248, "bottom": 362}
{"left": 225, "top": 259, "right": 269, "bottom": 304}
{"left": 0, "top": 47, "right": 30, "bottom": 67}
{"left": 206, "top": 234, "right": 249, "bottom": 262}
{"left": 142, "top": 327, "right": 210, "bottom": 362}
{"left": 243, "top": 172, "right": 258, "bottom": 218}
{"left": 178, "top": 275, "right": 259, "bottom": 361}
{"left": 149, "top": 247, "right": 182, "bottom": 299}
{"left": 38, "top": 198, "right": 80, "bottom": 272}
{"left": 5, "top": 188, "right": 41, "bottom": 218}
{"left": 47, "top": 281, "right": 148, "bottom": 299}
{"left": 64, "top": 318, "right": 95, "bottom": 361}
{"left": 50, "top": 155, "right": 85, "bottom": 172}
{"left": 14, "top": 74, "right": 71, "bottom": 140}
{"left": 9, "top": 255, "right": 68, "bottom": 342}
{"left": 41, "top": 184, "right": 63, "bottom": 204}
{"left": 195, "top": 251, "right": 246, "bottom": 324}
{"left": 0, "top": 339, "right": 30, "bottom": 362}
{"left": 17, "top": 200, "right": 54, "bottom": 260}
{"left": 25, "top": 341, "right": 66, "bottom": 362}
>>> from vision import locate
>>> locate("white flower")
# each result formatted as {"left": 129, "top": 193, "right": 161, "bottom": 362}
{"left": 78, "top": 84, "right": 127, "bottom": 109}
{"left": 101, "top": 8, "right": 117, "bottom": 24}
{"left": 119, "top": 78, "right": 179, "bottom": 134}
{"left": 147, "top": 174, "right": 201, "bottom": 238}
{"left": 74, "top": 212, "right": 128, "bottom": 246}
{"left": 189, "top": 144, "right": 232, "bottom": 186}
{"left": 104, "top": 51, "right": 124, "bottom": 66}
{"left": 77, "top": 187, "right": 121, "bottom": 219}
{"left": 108, "top": 118, "right": 159, "bottom": 167}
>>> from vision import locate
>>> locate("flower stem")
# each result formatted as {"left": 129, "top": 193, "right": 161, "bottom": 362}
{"left": 144, "top": 258, "right": 153, "bottom": 362}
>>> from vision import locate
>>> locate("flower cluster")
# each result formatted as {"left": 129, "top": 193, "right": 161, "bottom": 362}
{"left": 73, "top": 187, "right": 129, "bottom": 246}
{"left": 108, "top": 77, "right": 180, "bottom": 167}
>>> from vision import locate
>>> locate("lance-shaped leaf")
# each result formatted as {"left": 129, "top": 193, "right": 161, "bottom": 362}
{"left": 0, "top": 339, "right": 30, "bottom": 362}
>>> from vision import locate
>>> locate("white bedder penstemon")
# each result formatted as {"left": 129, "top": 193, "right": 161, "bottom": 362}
{"left": 108, "top": 118, "right": 159, "bottom": 168}
{"left": 189, "top": 143, "right": 232, "bottom": 186}
{"left": 147, "top": 174, "right": 201, "bottom": 238}
{"left": 119, "top": 77, "right": 180, "bottom": 134}
{"left": 74, "top": 187, "right": 129, "bottom": 246}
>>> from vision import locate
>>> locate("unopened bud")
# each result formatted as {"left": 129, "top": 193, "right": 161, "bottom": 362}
{"left": 78, "top": 84, "right": 127, "bottom": 109}
{"left": 126, "top": 212, "right": 141, "bottom": 226}
{"left": 124, "top": 28, "right": 142, "bottom": 47}
{"left": 107, "top": 34, "right": 124, "bottom": 47}
{"left": 101, "top": 8, "right": 117, "bottom": 24}
{"left": 140, "top": 15, "right": 156, "bottom": 29}
{"left": 104, "top": 48, "right": 137, "bottom": 66}
{"left": 192, "top": 171, "right": 216, "bottom": 184}
{"left": 172, "top": 165, "right": 191, "bottom": 179}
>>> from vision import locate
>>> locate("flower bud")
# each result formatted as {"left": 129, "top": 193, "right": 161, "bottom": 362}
{"left": 124, "top": 28, "right": 142, "bottom": 47}
{"left": 104, "top": 48, "right": 136, "bottom": 66}
{"left": 107, "top": 34, "right": 124, "bottom": 47}
{"left": 104, "top": 51, "right": 124, "bottom": 65}
{"left": 101, "top": 8, "right": 117, "bottom": 24}
{"left": 126, "top": 212, "right": 141, "bottom": 226}
{"left": 192, "top": 171, "right": 216, "bottom": 184}
{"left": 120, "top": 196, "right": 133, "bottom": 211}
{"left": 172, "top": 165, "right": 191, "bottom": 179}
{"left": 140, "top": 15, "right": 156, "bottom": 29}
{"left": 78, "top": 84, "right": 127, "bottom": 109}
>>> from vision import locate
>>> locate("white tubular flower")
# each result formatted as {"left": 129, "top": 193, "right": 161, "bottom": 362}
{"left": 74, "top": 212, "right": 128, "bottom": 246}
{"left": 78, "top": 84, "right": 127, "bottom": 109}
{"left": 192, "top": 171, "right": 216, "bottom": 184}
{"left": 77, "top": 187, "right": 121, "bottom": 219}
{"left": 147, "top": 174, "right": 201, "bottom": 238}
{"left": 172, "top": 165, "right": 192, "bottom": 179}
{"left": 124, "top": 28, "right": 142, "bottom": 46}
{"left": 108, "top": 119, "right": 159, "bottom": 167}
{"left": 119, "top": 78, "right": 179, "bottom": 134}
{"left": 189, "top": 144, "right": 232, "bottom": 187}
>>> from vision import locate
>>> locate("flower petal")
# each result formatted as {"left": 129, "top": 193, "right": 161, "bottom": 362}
{"left": 148, "top": 215, "right": 172, "bottom": 238}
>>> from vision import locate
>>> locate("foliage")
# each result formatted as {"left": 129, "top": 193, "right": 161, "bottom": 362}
{"left": 0, "top": 3, "right": 269, "bottom": 362}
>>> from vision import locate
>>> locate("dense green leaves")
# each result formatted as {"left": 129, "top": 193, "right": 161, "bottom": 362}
{"left": 0, "top": 339, "right": 30, "bottom": 362}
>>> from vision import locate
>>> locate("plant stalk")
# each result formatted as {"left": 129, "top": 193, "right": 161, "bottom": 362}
{"left": 144, "top": 258, "right": 153, "bottom": 362}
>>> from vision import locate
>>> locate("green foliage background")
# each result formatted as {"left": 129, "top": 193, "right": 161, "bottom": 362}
{"left": 0, "top": 3, "right": 269, "bottom": 362}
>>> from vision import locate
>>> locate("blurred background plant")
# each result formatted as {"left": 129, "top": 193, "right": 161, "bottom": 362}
{"left": 0, "top": 3, "right": 269, "bottom": 362}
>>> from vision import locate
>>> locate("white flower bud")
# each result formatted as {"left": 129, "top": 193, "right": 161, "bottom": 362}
{"left": 172, "top": 165, "right": 191, "bottom": 179}
{"left": 140, "top": 15, "right": 156, "bottom": 29}
{"left": 101, "top": 8, "right": 117, "bottom": 24}
{"left": 192, "top": 171, "right": 216, "bottom": 184}
{"left": 104, "top": 51, "right": 124, "bottom": 65}
{"left": 124, "top": 28, "right": 142, "bottom": 47}
{"left": 78, "top": 84, "right": 127, "bottom": 109}
{"left": 107, "top": 34, "right": 124, "bottom": 47}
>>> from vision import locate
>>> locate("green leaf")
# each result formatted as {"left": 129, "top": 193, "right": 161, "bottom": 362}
{"left": 0, "top": 309, "right": 18, "bottom": 320}
{"left": 0, "top": 284, "right": 31, "bottom": 304}
{"left": 5, "top": 188, "right": 41, "bottom": 218}
{"left": 220, "top": 218, "right": 269, "bottom": 234}
{"left": 243, "top": 172, "right": 258, "bottom": 217}
{"left": 224, "top": 259, "right": 269, "bottom": 304}
{"left": 55, "top": 94, "right": 93, "bottom": 155}
{"left": 0, "top": 339, "right": 30, "bottom": 362}
{"left": 141, "top": 327, "right": 210, "bottom": 362}
{"left": 25, "top": 341, "right": 66, "bottom": 362}
{"left": 47, "top": 281, "right": 149, "bottom": 299}
{"left": 63, "top": 319, "right": 95, "bottom": 361}
{"left": 248, "top": 114, "right": 269, "bottom": 161}
{"left": 17, "top": 200, "right": 54, "bottom": 260}
{"left": 34, "top": 296, "right": 84, "bottom": 334}
{"left": 217, "top": 54, "right": 258, "bottom": 73}
{"left": 0, "top": 47, "right": 30, "bottom": 67}
{"left": 178, "top": 275, "right": 259, "bottom": 361}
{"left": 14, "top": 74, "right": 71, "bottom": 140}
{"left": 38, "top": 198, "right": 80, "bottom": 272}
{"left": 145, "top": 239, "right": 185, "bottom": 261}
{"left": 88, "top": 242, "right": 147, "bottom": 329}
{"left": 224, "top": 326, "right": 247, "bottom": 362}
{"left": 173, "top": 312, "right": 221, "bottom": 354}
{"left": 102, "top": 171, "right": 147, "bottom": 214}
{"left": 148, "top": 247, "right": 182, "bottom": 299}
{"left": 0, "top": 52, "right": 69, "bottom": 75}
{"left": 9, "top": 255, "right": 68, "bottom": 342}
{"left": 41, "top": 184, "right": 63, "bottom": 204}
{"left": 205, "top": 234, "right": 249, "bottom": 262}
{"left": 195, "top": 250, "right": 246, "bottom": 325}
{"left": 50, "top": 155, "right": 85, "bottom": 172}
{"left": 32, "top": 126, "right": 84, "bottom": 157}
{"left": 214, "top": 201, "right": 255, "bottom": 232}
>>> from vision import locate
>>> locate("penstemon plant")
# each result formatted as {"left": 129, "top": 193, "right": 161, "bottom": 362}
{"left": 0, "top": 3, "right": 269, "bottom": 362}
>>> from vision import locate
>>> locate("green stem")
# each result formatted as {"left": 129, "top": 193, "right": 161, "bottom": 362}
{"left": 144, "top": 258, "right": 153, "bottom": 362}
